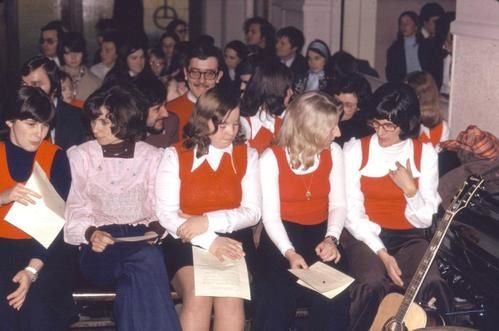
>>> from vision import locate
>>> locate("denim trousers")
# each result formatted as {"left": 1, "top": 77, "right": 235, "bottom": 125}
{"left": 79, "top": 224, "right": 181, "bottom": 331}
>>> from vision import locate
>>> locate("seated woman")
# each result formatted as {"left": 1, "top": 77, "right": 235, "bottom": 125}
{"left": 342, "top": 83, "right": 452, "bottom": 331}
{"left": 329, "top": 72, "right": 374, "bottom": 147}
{"left": 64, "top": 83, "right": 180, "bottom": 331}
{"left": 156, "top": 86, "right": 261, "bottom": 331}
{"left": 240, "top": 60, "right": 293, "bottom": 155}
{"left": 406, "top": 70, "right": 449, "bottom": 151}
{"left": 254, "top": 91, "right": 349, "bottom": 331}
{"left": 0, "top": 86, "right": 73, "bottom": 330}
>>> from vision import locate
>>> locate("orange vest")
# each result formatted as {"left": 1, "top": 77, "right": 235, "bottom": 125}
{"left": 246, "top": 116, "right": 282, "bottom": 155}
{"left": 167, "top": 94, "right": 195, "bottom": 141}
{"left": 360, "top": 136, "right": 422, "bottom": 230}
{"left": 0, "top": 141, "right": 59, "bottom": 239}
{"left": 419, "top": 122, "right": 444, "bottom": 147}
{"left": 176, "top": 144, "right": 247, "bottom": 215}
{"left": 271, "top": 146, "right": 332, "bottom": 225}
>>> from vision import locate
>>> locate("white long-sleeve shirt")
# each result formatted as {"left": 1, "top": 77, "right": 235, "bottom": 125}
{"left": 260, "top": 143, "right": 346, "bottom": 256}
{"left": 155, "top": 144, "right": 262, "bottom": 249}
{"left": 343, "top": 136, "right": 441, "bottom": 253}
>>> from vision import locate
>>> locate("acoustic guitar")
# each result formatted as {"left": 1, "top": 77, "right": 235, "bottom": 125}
{"left": 369, "top": 175, "right": 485, "bottom": 331}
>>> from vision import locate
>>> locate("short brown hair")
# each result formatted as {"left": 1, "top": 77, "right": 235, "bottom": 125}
{"left": 183, "top": 86, "right": 244, "bottom": 157}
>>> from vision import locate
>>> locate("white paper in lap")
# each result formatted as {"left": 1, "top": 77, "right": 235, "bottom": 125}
{"left": 5, "top": 162, "right": 65, "bottom": 248}
{"left": 290, "top": 261, "right": 355, "bottom": 299}
{"left": 192, "top": 246, "right": 251, "bottom": 300}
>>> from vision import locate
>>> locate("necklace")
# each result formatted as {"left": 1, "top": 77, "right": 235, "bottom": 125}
{"left": 300, "top": 171, "right": 315, "bottom": 201}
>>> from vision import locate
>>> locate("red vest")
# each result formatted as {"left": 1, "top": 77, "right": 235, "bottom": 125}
{"left": 168, "top": 94, "right": 195, "bottom": 141}
{"left": 176, "top": 144, "right": 247, "bottom": 215}
{"left": 360, "top": 136, "right": 422, "bottom": 230}
{"left": 0, "top": 141, "right": 59, "bottom": 239}
{"left": 419, "top": 122, "right": 444, "bottom": 147}
{"left": 271, "top": 146, "right": 332, "bottom": 225}
{"left": 246, "top": 116, "right": 282, "bottom": 155}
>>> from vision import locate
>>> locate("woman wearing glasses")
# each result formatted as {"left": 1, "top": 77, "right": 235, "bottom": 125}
{"left": 156, "top": 86, "right": 261, "bottom": 331}
{"left": 342, "top": 83, "right": 452, "bottom": 331}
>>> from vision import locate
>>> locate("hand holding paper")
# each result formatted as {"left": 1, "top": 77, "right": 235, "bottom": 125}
{"left": 289, "top": 261, "right": 354, "bottom": 299}
{"left": 5, "top": 162, "right": 66, "bottom": 248}
{"left": 193, "top": 246, "right": 251, "bottom": 300}
{"left": 0, "top": 183, "right": 41, "bottom": 206}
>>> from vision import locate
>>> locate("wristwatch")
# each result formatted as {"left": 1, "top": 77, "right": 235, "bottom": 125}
{"left": 325, "top": 235, "right": 339, "bottom": 246}
{"left": 24, "top": 266, "right": 38, "bottom": 282}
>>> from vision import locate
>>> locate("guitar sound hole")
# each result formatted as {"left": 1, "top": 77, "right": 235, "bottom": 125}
{"left": 383, "top": 318, "right": 408, "bottom": 331}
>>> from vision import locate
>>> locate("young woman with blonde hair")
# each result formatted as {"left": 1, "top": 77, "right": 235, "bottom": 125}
{"left": 254, "top": 91, "right": 349, "bottom": 331}
{"left": 406, "top": 70, "right": 449, "bottom": 149}
{"left": 156, "top": 86, "right": 261, "bottom": 331}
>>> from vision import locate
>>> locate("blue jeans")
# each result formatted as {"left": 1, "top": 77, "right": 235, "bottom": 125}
{"left": 80, "top": 224, "right": 180, "bottom": 331}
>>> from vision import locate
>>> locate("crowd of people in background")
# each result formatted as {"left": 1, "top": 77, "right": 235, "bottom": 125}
{"left": 3, "top": 2, "right": 495, "bottom": 331}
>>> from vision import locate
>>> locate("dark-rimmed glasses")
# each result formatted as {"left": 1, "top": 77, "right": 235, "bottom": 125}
{"left": 187, "top": 69, "right": 218, "bottom": 81}
{"left": 367, "top": 120, "right": 398, "bottom": 132}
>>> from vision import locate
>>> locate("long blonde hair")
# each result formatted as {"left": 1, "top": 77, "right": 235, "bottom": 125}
{"left": 277, "top": 91, "right": 341, "bottom": 170}
{"left": 406, "top": 71, "right": 442, "bottom": 128}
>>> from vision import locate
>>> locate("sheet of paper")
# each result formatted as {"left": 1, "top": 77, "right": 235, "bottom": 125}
{"left": 113, "top": 232, "right": 158, "bottom": 242}
{"left": 5, "top": 162, "right": 65, "bottom": 248}
{"left": 192, "top": 246, "right": 251, "bottom": 300}
{"left": 290, "top": 261, "right": 355, "bottom": 299}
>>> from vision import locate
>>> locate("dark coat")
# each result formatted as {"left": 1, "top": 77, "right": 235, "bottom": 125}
{"left": 289, "top": 53, "right": 308, "bottom": 81}
{"left": 385, "top": 37, "right": 438, "bottom": 83}
{"left": 54, "top": 100, "right": 87, "bottom": 150}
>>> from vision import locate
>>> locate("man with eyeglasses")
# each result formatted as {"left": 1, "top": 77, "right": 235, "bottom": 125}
{"left": 39, "top": 21, "right": 65, "bottom": 67}
{"left": 167, "top": 44, "right": 224, "bottom": 140}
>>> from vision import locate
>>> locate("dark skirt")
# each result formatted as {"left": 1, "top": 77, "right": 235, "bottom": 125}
{"left": 0, "top": 237, "right": 77, "bottom": 331}
{"left": 252, "top": 220, "right": 349, "bottom": 331}
{"left": 162, "top": 227, "right": 255, "bottom": 282}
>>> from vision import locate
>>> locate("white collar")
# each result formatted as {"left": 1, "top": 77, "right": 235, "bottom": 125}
{"left": 187, "top": 91, "right": 197, "bottom": 104}
{"left": 281, "top": 54, "right": 296, "bottom": 68}
{"left": 191, "top": 144, "right": 234, "bottom": 172}
{"left": 249, "top": 109, "right": 282, "bottom": 139}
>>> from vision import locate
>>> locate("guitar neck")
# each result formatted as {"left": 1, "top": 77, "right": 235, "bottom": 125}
{"left": 394, "top": 210, "right": 454, "bottom": 323}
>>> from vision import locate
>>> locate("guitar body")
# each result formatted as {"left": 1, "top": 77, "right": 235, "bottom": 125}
{"left": 370, "top": 293, "right": 427, "bottom": 331}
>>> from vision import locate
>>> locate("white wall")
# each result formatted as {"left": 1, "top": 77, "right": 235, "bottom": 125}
{"left": 448, "top": 0, "right": 499, "bottom": 137}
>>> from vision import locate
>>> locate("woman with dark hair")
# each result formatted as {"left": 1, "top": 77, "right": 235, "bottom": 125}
{"left": 342, "top": 83, "right": 452, "bottom": 331}
{"left": 243, "top": 16, "right": 276, "bottom": 63}
{"left": 166, "top": 19, "right": 188, "bottom": 42}
{"left": 104, "top": 37, "right": 156, "bottom": 85}
{"left": 158, "top": 31, "right": 183, "bottom": 77}
{"left": 295, "top": 39, "right": 331, "bottom": 93}
{"left": 156, "top": 86, "right": 261, "bottom": 331}
{"left": 0, "top": 86, "right": 73, "bottom": 330}
{"left": 329, "top": 72, "right": 374, "bottom": 146}
{"left": 240, "top": 61, "right": 293, "bottom": 154}
{"left": 224, "top": 40, "right": 248, "bottom": 83}
{"left": 64, "top": 83, "right": 181, "bottom": 331}
{"left": 61, "top": 31, "right": 101, "bottom": 104}
{"left": 255, "top": 91, "right": 349, "bottom": 331}
{"left": 386, "top": 11, "right": 434, "bottom": 83}
{"left": 90, "top": 31, "right": 121, "bottom": 81}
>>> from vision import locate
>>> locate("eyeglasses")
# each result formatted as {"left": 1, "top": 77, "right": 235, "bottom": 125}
{"left": 39, "top": 38, "right": 56, "bottom": 45}
{"left": 187, "top": 69, "right": 218, "bottom": 81}
{"left": 149, "top": 60, "right": 165, "bottom": 68}
{"left": 367, "top": 120, "right": 398, "bottom": 132}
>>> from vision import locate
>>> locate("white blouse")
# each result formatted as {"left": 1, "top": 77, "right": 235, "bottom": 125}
{"left": 259, "top": 142, "right": 346, "bottom": 256}
{"left": 343, "top": 135, "right": 441, "bottom": 253}
{"left": 155, "top": 144, "right": 262, "bottom": 249}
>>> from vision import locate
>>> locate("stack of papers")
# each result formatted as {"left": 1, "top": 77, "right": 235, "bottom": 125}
{"left": 192, "top": 246, "right": 251, "bottom": 300}
{"left": 5, "top": 162, "right": 65, "bottom": 248}
{"left": 289, "top": 261, "right": 355, "bottom": 299}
